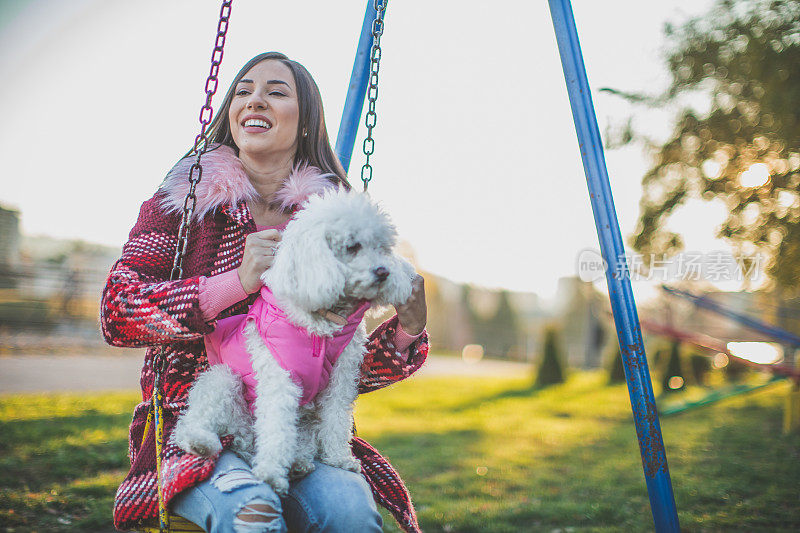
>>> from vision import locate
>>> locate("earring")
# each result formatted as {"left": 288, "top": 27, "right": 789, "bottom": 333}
{"left": 302, "top": 128, "right": 308, "bottom": 138}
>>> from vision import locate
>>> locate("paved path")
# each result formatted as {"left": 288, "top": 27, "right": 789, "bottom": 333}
{"left": 0, "top": 353, "right": 531, "bottom": 394}
{"left": 0, "top": 353, "right": 147, "bottom": 393}
{"left": 415, "top": 355, "right": 531, "bottom": 378}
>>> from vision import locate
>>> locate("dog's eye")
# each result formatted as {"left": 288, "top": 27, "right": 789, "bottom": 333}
{"left": 346, "top": 243, "right": 362, "bottom": 254}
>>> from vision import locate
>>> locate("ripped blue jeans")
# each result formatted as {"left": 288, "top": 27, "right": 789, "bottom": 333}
{"left": 171, "top": 451, "right": 383, "bottom": 533}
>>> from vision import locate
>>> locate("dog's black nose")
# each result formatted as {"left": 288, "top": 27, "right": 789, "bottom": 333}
{"left": 373, "top": 267, "right": 389, "bottom": 282}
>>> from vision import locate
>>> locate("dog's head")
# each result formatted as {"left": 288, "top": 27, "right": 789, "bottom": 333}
{"left": 262, "top": 189, "right": 416, "bottom": 313}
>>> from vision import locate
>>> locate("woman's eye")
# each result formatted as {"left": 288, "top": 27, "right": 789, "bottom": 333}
{"left": 236, "top": 89, "right": 250, "bottom": 96}
{"left": 269, "top": 91, "right": 286, "bottom": 97}
{"left": 346, "top": 243, "right": 362, "bottom": 254}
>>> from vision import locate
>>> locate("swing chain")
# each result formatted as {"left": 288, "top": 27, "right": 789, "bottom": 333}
{"left": 154, "top": 3, "right": 233, "bottom": 532}
{"left": 171, "top": 0, "right": 233, "bottom": 282}
{"left": 360, "top": 0, "right": 387, "bottom": 192}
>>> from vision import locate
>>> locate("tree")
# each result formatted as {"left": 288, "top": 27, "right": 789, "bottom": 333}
{"left": 689, "top": 352, "right": 712, "bottom": 386}
{"left": 535, "top": 326, "right": 566, "bottom": 387}
{"left": 486, "top": 290, "right": 521, "bottom": 359}
{"left": 611, "top": 0, "right": 800, "bottom": 290}
{"left": 607, "top": 345, "right": 627, "bottom": 384}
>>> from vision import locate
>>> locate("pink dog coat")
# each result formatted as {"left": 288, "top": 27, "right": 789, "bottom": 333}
{"left": 204, "top": 286, "right": 370, "bottom": 410}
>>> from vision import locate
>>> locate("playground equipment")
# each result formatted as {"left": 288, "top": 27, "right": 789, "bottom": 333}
{"left": 146, "top": 0, "right": 682, "bottom": 531}
{"left": 640, "top": 319, "right": 800, "bottom": 381}
{"left": 548, "top": 1, "right": 679, "bottom": 530}
{"left": 659, "top": 377, "right": 785, "bottom": 416}
{"left": 638, "top": 318, "right": 792, "bottom": 416}
{"left": 662, "top": 285, "right": 800, "bottom": 348}
{"left": 660, "top": 286, "right": 800, "bottom": 432}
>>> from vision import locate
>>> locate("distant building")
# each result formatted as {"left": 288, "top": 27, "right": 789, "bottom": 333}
{"left": 414, "top": 274, "right": 553, "bottom": 361}
{"left": 555, "top": 276, "right": 609, "bottom": 369}
{"left": 0, "top": 205, "right": 21, "bottom": 266}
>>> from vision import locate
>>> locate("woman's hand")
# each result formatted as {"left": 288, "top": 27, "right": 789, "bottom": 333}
{"left": 237, "top": 229, "right": 282, "bottom": 294}
{"left": 395, "top": 274, "right": 427, "bottom": 336}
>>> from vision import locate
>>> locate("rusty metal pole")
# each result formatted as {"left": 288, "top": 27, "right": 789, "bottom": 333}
{"left": 548, "top": 1, "right": 680, "bottom": 530}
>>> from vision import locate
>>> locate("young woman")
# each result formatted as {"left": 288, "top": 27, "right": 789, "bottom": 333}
{"left": 102, "top": 52, "right": 428, "bottom": 533}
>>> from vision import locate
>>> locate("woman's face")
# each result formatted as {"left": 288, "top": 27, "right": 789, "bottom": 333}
{"left": 229, "top": 60, "right": 300, "bottom": 162}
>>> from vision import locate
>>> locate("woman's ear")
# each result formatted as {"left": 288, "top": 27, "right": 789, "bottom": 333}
{"left": 262, "top": 224, "right": 345, "bottom": 311}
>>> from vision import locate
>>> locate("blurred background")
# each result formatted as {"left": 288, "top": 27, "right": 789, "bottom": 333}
{"left": 1, "top": 0, "right": 799, "bottom": 531}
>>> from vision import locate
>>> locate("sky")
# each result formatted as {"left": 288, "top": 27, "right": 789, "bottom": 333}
{"left": 0, "top": 0, "right": 729, "bottom": 300}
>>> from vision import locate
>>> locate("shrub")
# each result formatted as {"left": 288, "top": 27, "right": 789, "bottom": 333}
{"left": 723, "top": 355, "right": 749, "bottom": 383}
{"left": 0, "top": 300, "right": 55, "bottom": 331}
{"left": 661, "top": 341, "right": 685, "bottom": 393}
{"left": 607, "top": 345, "right": 626, "bottom": 384}
{"left": 535, "top": 326, "right": 566, "bottom": 387}
{"left": 689, "top": 352, "right": 711, "bottom": 386}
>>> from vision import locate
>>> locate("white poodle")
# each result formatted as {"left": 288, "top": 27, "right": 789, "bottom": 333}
{"left": 173, "top": 188, "right": 416, "bottom": 496}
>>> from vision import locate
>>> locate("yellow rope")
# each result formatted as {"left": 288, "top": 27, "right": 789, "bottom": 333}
{"left": 140, "top": 405, "right": 152, "bottom": 449}
{"left": 153, "top": 373, "right": 169, "bottom": 531}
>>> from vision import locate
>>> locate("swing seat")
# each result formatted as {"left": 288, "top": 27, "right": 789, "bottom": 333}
{"left": 137, "top": 514, "right": 205, "bottom": 532}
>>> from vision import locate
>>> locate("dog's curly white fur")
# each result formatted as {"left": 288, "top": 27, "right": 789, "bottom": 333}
{"left": 173, "top": 189, "right": 415, "bottom": 496}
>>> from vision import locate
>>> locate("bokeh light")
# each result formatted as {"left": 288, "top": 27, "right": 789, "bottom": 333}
{"left": 739, "top": 163, "right": 770, "bottom": 188}
{"left": 726, "top": 342, "right": 783, "bottom": 365}
{"left": 667, "top": 376, "right": 685, "bottom": 389}
{"left": 702, "top": 159, "right": 722, "bottom": 179}
{"left": 462, "top": 344, "right": 484, "bottom": 364}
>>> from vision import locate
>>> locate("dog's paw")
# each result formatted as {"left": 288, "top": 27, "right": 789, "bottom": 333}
{"left": 320, "top": 454, "right": 361, "bottom": 473}
{"left": 174, "top": 428, "right": 222, "bottom": 457}
{"left": 252, "top": 464, "right": 290, "bottom": 497}
{"left": 289, "top": 459, "right": 316, "bottom": 479}
{"left": 231, "top": 433, "right": 255, "bottom": 458}
{"left": 231, "top": 442, "right": 254, "bottom": 465}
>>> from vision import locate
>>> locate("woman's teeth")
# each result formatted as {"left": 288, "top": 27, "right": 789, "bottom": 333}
{"left": 244, "top": 119, "right": 271, "bottom": 129}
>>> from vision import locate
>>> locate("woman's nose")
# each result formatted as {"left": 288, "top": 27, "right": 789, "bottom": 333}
{"left": 246, "top": 93, "right": 267, "bottom": 110}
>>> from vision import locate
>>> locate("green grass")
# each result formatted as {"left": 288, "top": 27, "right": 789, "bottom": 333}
{"left": 356, "top": 372, "right": 799, "bottom": 532}
{"left": 0, "top": 392, "right": 140, "bottom": 532}
{"left": 1, "top": 374, "right": 798, "bottom": 532}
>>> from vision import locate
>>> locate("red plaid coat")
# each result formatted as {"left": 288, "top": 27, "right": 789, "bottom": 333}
{"left": 101, "top": 185, "right": 428, "bottom": 532}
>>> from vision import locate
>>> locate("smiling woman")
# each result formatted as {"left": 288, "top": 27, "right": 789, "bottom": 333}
{"left": 202, "top": 52, "right": 348, "bottom": 190}
{"left": 101, "top": 51, "right": 430, "bottom": 533}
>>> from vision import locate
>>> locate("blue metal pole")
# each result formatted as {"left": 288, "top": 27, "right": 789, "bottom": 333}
{"left": 547, "top": 1, "right": 680, "bottom": 531}
{"left": 335, "top": 0, "right": 380, "bottom": 173}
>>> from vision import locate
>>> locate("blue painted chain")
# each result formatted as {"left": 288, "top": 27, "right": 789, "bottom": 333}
{"left": 360, "top": 0, "right": 386, "bottom": 192}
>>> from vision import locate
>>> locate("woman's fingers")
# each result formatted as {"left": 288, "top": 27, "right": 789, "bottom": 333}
{"left": 246, "top": 231, "right": 282, "bottom": 255}
{"left": 250, "top": 229, "right": 282, "bottom": 243}
{"left": 252, "top": 228, "right": 281, "bottom": 239}
{"left": 239, "top": 230, "right": 283, "bottom": 293}
{"left": 246, "top": 230, "right": 281, "bottom": 249}
{"left": 396, "top": 274, "right": 427, "bottom": 335}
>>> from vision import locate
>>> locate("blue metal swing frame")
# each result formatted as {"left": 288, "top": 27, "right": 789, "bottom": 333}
{"left": 334, "top": 1, "right": 681, "bottom": 530}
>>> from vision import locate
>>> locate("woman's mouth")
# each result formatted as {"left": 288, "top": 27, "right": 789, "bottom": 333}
{"left": 242, "top": 117, "right": 273, "bottom": 133}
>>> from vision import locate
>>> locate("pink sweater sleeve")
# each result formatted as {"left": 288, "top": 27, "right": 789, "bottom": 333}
{"left": 199, "top": 269, "right": 250, "bottom": 321}
{"left": 393, "top": 323, "right": 423, "bottom": 361}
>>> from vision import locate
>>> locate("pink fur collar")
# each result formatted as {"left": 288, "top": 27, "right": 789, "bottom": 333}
{"left": 159, "top": 144, "right": 337, "bottom": 220}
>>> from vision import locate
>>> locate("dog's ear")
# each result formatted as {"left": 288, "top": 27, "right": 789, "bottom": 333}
{"left": 263, "top": 223, "right": 345, "bottom": 312}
